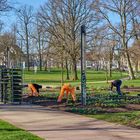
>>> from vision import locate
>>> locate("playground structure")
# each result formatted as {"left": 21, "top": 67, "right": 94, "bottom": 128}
{"left": 0, "top": 67, "right": 23, "bottom": 104}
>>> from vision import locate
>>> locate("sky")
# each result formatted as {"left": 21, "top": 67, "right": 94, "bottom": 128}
{"left": 1, "top": 0, "right": 47, "bottom": 31}
{"left": 1, "top": 0, "right": 120, "bottom": 32}
{"left": 14, "top": 0, "right": 47, "bottom": 9}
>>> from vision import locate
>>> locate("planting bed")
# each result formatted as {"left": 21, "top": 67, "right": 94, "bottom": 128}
{"left": 23, "top": 92, "right": 140, "bottom": 111}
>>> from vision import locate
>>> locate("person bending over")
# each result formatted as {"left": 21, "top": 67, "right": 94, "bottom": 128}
{"left": 28, "top": 83, "right": 42, "bottom": 97}
{"left": 57, "top": 83, "right": 76, "bottom": 103}
{"left": 111, "top": 80, "right": 122, "bottom": 96}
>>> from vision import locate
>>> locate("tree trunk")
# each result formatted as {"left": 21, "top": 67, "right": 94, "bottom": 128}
{"left": 117, "top": 59, "right": 121, "bottom": 70}
{"left": 108, "top": 62, "right": 112, "bottom": 78}
{"left": 135, "top": 61, "right": 138, "bottom": 73}
{"left": 132, "top": 16, "right": 139, "bottom": 40}
{"left": 96, "top": 62, "right": 99, "bottom": 71}
{"left": 20, "top": 40, "right": 23, "bottom": 68}
{"left": 109, "top": 46, "right": 114, "bottom": 77}
{"left": 38, "top": 36, "right": 42, "bottom": 71}
{"left": 39, "top": 52, "right": 42, "bottom": 71}
{"left": 25, "top": 24, "right": 30, "bottom": 71}
{"left": 72, "top": 58, "right": 78, "bottom": 80}
{"left": 61, "top": 59, "right": 64, "bottom": 86}
{"left": 121, "top": 13, "right": 135, "bottom": 79}
{"left": 44, "top": 61, "right": 48, "bottom": 71}
{"left": 65, "top": 59, "right": 70, "bottom": 80}
{"left": 125, "top": 50, "right": 135, "bottom": 79}
{"left": 108, "top": 54, "right": 112, "bottom": 78}
{"left": 105, "top": 64, "right": 108, "bottom": 83}
{"left": 117, "top": 58, "right": 122, "bottom": 78}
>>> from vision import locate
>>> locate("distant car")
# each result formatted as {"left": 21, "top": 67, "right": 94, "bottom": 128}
{"left": 112, "top": 66, "right": 117, "bottom": 70}
{"left": 86, "top": 65, "right": 92, "bottom": 69}
{"left": 121, "top": 66, "right": 128, "bottom": 71}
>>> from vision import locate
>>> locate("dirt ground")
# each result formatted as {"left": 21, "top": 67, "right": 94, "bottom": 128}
{"left": 22, "top": 95, "right": 140, "bottom": 113}
{"left": 122, "top": 87, "right": 140, "bottom": 93}
{"left": 22, "top": 86, "right": 140, "bottom": 113}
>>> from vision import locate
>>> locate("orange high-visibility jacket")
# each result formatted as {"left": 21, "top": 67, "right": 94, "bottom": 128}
{"left": 28, "top": 84, "right": 39, "bottom": 96}
{"left": 57, "top": 83, "right": 76, "bottom": 102}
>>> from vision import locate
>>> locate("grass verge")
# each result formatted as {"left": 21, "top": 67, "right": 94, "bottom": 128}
{"left": 0, "top": 119, "right": 43, "bottom": 140}
{"left": 87, "top": 111, "right": 140, "bottom": 128}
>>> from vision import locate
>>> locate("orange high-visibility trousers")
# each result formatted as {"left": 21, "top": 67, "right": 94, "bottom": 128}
{"left": 57, "top": 84, "right": 76, "bottom": 102}
{"left": 28, "top": 84, "right": 39, "bottom": 96}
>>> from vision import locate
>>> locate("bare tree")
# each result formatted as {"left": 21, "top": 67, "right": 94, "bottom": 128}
{"left": 0, "top": 33, "right": 22, "bottom": 67}
{"left": 0, "top": 0, "right": 11, "bottom": 12}
{"left": 130, "top": 0, "right": 140, "bottom": 41}
{"left": 38, "top": 0, "right": 95, "bottom": 80}
{"left": 16, "top": 5, "right": 34, "bottom": 71}
{"left": 31, "top": 16, "right": 49, "bottom": 71}
{"left": 91, "top": 0, "right": 140, "bottom": 79}
{"left": 130, "top": 40, "right": 140, "bottom": 72}
{"left": 0, "top": 0, "right": 12, "bottom": 31}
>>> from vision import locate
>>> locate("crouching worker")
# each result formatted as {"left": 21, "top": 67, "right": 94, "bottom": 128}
{"left": 28, "top": 83, "right": 42, "bottom": 97}
{"left": 57, "top": 83, "right": 76, "bottom": 103}
{"left": 111, "top": 80, "right": 122, "bottom": 96}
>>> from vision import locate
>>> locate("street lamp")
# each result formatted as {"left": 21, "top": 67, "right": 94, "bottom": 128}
{"left": 81, "top": 25, "right": 86, "bottom": 106}
{"left": 6, "top": 47, "right": 10, "bottom": 68}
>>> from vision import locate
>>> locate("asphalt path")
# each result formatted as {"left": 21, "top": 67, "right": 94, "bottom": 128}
{"left": 0, "top": 105, "right": 140, "bottom": 140}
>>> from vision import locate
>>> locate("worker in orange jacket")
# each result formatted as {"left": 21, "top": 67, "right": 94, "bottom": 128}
{"left": 28, "top": 83, "right": 42, "bottom": 97}
{"left": 57, "top": 83, "right": 76, "bottom": 103}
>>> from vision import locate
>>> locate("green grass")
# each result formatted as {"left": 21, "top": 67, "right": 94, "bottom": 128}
{"left": 22, "top": 69, "right": 140, "bottom": 95}
{"left": 123, "top": 79, "right": 140, "bottom": 87}
{"left": 87, "top": 111, "right": 140, "bottom": 128}
{"left": 23, "top": 69, "right": 128, "bottom": 86}
{"left": 0, "top": 120, "right": 43, "bottom": 140}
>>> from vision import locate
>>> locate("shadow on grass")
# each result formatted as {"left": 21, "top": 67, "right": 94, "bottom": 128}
{"left": 0, "top": 128, "right": 23, "bottom": 131}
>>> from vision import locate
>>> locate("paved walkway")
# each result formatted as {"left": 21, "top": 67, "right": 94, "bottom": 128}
{"left": 0, "top": 105, "right": 140, "bottom": 140}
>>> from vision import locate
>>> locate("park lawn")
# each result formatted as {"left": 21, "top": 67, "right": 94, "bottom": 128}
{"left": 122, "top": 79, "right": 140, "bottom": 87}
{"left": 0, "top": 120, "right": 43, "bottom": 140}
{"left": 23, "top": 69, "right": 140, "bottom": 95}
{"left": 23, "top": 69, "right": 128, "bottom": 86}
{"left": 83, "top": 77, "right": 140, "bottom": 89}
{"left": 87, "top": 111, "right": 140, "bottom": 128}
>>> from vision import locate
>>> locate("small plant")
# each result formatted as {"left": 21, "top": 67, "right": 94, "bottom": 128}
{"left": 123, "top": 85, "right": 129, "bottom": 88}
{"left": 130, "top": 85, "right": 134, "bottom": 88}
